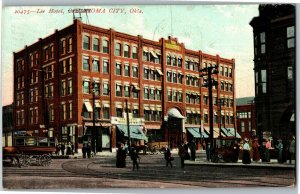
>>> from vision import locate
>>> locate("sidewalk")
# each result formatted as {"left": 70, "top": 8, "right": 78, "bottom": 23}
{"left": 185, "top": 150, "right": 296, "bottom": 169}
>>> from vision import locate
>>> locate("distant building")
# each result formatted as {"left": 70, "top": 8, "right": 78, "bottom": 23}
{"left": 2, "top": 104, "right": 13, "bottom": 146}
{"left": 250, "top": 4, "right": 295, "bottom": 141}
{"left": 236, "top": 97, "right": 255, "bottom": 139}
{"left": 13, "top": 19, "right": 236, "bottom": 152}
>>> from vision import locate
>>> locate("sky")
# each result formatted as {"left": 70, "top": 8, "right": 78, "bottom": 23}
{"left": 1, "top": 4, "right": 259, "bottom": 106}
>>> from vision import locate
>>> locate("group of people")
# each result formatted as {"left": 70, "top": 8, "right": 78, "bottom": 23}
{"left": 82, "top": 141, "right": 93, "bottom": 159}
{"left": 55, "top": 142, "right": 74, "bottom": 156}
{"left": 116, "top": 143, "right": 140, "bottom": 170}
{"left": 239, "top": 136, "right": 296, "bottom": 164}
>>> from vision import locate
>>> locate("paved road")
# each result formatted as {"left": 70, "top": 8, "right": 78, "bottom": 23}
{"left": 2, "top": 154, "right": 295, "bottom": 189}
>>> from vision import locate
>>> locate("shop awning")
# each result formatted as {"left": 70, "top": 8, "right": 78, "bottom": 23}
{"left": 150, "top": 50, "right": 158, "bottom": 58}
{"left": 116, "top": 124, "right": 148, "bottom": 141}
{"left": 157, "top": 69, "right": 163, "bottom": 75}
{"left": 204, "top": 128, "right": 220, "bottom": 138}
{"left": 168, "top": 108, "right": 185, "bottom": 119}
{"left": 224, "top": 128, "right": 241, "bottom": 138}
{"left": 95, "top": 102, "right": 101, "bottom": 108}
{"left": 84, "top": 101, "right": 93, "bottom": 112}
{"left": 187, "top": 127, "right": 201, "bottom": 138}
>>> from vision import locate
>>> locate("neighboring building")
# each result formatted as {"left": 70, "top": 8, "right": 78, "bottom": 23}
{"left": 236, "top": 97, "right": 255, "bottom": 139}
{"left": 2, "top": 104, "right": 14, "bottom": 147}
{"left": 250, "top": 4, "right": 295, "bottom": 141}
{"left": 13, "top": 19, "right": 236, "bottom": 152}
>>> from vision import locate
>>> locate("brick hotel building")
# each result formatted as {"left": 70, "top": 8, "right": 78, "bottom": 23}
{"left": 13, "top": 19, "right": 236, "bottom": 152}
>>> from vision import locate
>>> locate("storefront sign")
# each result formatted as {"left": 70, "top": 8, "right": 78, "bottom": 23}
{"left": 111, "top": 116, "right": 144, "bottom": 125}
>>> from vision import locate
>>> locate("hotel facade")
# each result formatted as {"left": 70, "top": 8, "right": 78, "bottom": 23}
{"left": 14, "top": 19, "right": 236, "bottom": 152}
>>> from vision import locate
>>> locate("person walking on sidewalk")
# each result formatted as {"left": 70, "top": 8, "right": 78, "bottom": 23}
{"left": 242, "top": 138, "right": 251, "bottom": 164}
{"left": 206, "top": 142, "right": 211, "bottom": 161}
{"left": 116, "top": 143, "right": 127, "bottom": 168}
{"left": 130, "top": 145, "right": 140, "bottom": 171}
{"left": 188, "top": 140, "right": 196, "bottom": 161}
{"left": 252, "top": 138, "right": 260, "bottom": 162}
{"left": 276, "top": 139, "right": 283, "bottom": 163}
{"left": 288, "top": 136, "right": 296, "bottom": 164}
{"left": 265, "top": 138, "right": 272, "bottom": 162}
{"left": 178, "top": 144, "right": 186, "bottom": 168}
{"left": 164, "top": 145, "right": 173, "bottom": 167}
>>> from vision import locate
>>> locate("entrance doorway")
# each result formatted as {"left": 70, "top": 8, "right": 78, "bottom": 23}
{"left": 166, "top": 108, "right": 185, "bottom": 148}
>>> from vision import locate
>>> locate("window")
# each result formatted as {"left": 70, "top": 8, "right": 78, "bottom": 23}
{"left": 155, "top": 54, "right": 161, "bottom": 64}
{"left": 195, "top": 63, "right": 199, "bottom": 72}
{"left": 132, "top": 90, "right": 139, "bottom": 98}
{"left": 67, "top": 37, "right": 72, "bottom": 52}
{"left": 167, "top": 71, "right": 172, "bottom": 82}
{"left": 62, "top": 103, "right": 66, "bottom": 120}
{"left": 225, "top": 83, "right": 228, "bottom": 91}
{"left": 49, "top": 45, "right": 54, "bottom": 59}
{"left": 103, "top": 60, "right": 109, "bottom": 74}
{"left": 93, "top": 37, "right": 99, "bottom": 51}
{"left": 204, "top": 95, "right": 208, "bottom": 105}
{"left": 103, "top": 107, "right": 110, "bottom": 119}
{"left": 68, "top": 102, "right": 73, "bottom": 119}
{"left": 124, "top": 44, "right": 129, "bottom": 58}
{"left": 143, "top": 51, "right": 148, "bottom": 61}
{"left": 172, "top": 56, "right": 176, "bottom": 66}
{"left": 61, "top": 80, "right": 66, "bottom": 96}
{"left": 144, "top": 110, "right": 150, "bottom": 121}
{"left": 228, "top": 68, "right": 232, "bottom": 77}
{"left": 35, "top": 52, "right": 39, "bottom": 65}
{"left": 116, "top": 108, "right": 123, "bottom": 117}
{"left": 115, "top": 42, "right": 121, "bottom": 56}
{"left": 44, "top": 85, "right": 49, "bottom": 97}
{"left": 178, "top": 74, "right": 183, "bottom": 84}
{"left": 150, "top": 69, "right": 155, "bottom": 80}
{"left": 261, "top": 69, "right": 267, "bottom": 93}
{"left": 132, "top": 66, "right": 138, "bottom": 78}
{"left": 93, "top": 82, "right": 100, "bottom": 96}
{"left": 185, "top": 61, "right": 189, "bottom": 69}
{"left": 221, "top": 82, "right": 224, "bottom": 90}
{"left": 61, "top": 60, "right": 67, "bottom": 74}
{"left": 144, "top": 88, "right": 149, "bottom": 99}
{"left": 68, "top": 58, "right": 73, "bottom": 72}
{"left": 214, "top": 115, "right": 218, "bottom": 124}
{"left": 167, "top": 90, "right": 172, "bottom": 101}
{"left": 167, "top": 55, "right": 171, "bottom": 65}
{"left": 204, "top": 113, "right": 208, "bottom": 123}
{"left": 241, "top": 121, "right": 245, "bottom": 132}
{"left": 260, "top": 32, "right": 265, "bottom": 54}
{"left": 224, "top": 67, "right": 228, "bottom": 77}
{"left": 35, "top": 88, "right": 39, "bottom": 101}
{"left": 178, "top": 92, "right": 183, "bottom": 102}
{"left": 49, "top": 104, "right": 54, "bottom": 121}
{"left": 102, "top": 39, "right": 109, "bottom": 53}
{"left": 173, "top": 73, "right": 177, "bottom": 83}
{"left": 178, "top": 58, "right": 182, "bottom": 67}
{"left": 115, "top": 63, "right": 122, "bottom": 75}
{"left": 230, "top": 116, "right": 234, "bottom": 124}
{"left": 103, "top": 82, "right": 109, "bottom": 95}
{"left": 133, "top": 109, "right": 139, "bottom": 118}
{"left": 150, "top": 88, "right": 155, "bottom": 100}
{"left": 34, "top": 108, "right": 38, "bottom": 124}
{"left": 156, "top": 90, "right": 161, "bottom": 100}
{"left": 287, "top": 66, "right": 293, "bottom": 80}
{"left": 189, "top": 62, "right": 194, "bottom": 70}
{"left": 287, "top": 26, "right": 295, "bottom": 48}
{"left": 132, "top": 46, "right": 137, "bottom": 59}
{"left": 43, "top": 47, "right": 49, "bottom": 61}
{"left": 83, "top": 35, "right": 90, "bottom": 50}
{"left": 116, "top": 84, "right": 122, "bottom": 97}
{"left": 220, "top": 66, "right": 223, "bottom": 76}
{"left": 186, "top": 93, "right": 190, "bottom": 103}
{"left": 30, "top": 90, "right": 34, "bottom": 103}
{"left": 172, "top": 91, "right": 177, "bottom": 101}
{"left": 124, "top": 85, "right": 130, "bottom": 97}
{"left": 144, "top": 68, "right": 149, "bottom": 79}
{"left": 92, "top": 59, "right": 100, "bottom": 72}
{"left": 186, "top": 76, "right": 189, "bottom": 85}
{"left": 82, "top": 81, "right": 90, "bottom": 94}
{"left": 83, "top": 57, "right": 89, "bottom": 71}
{"left": 124, "top": 65, "right": 130, "bottom": 77}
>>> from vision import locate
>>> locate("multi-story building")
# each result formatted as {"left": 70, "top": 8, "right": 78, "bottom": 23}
{"left": 250, "top": 4, "right": 295, "bottom": 142}
{"left": 13, "top": 19, "right": 236, "bottom": 152}
{"left": 236, "top": 97, "right": 256, "bottom": 139}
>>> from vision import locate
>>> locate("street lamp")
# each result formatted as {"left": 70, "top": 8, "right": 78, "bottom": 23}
{"left": 200, "top": 65, "right": 218, "bottom": 149}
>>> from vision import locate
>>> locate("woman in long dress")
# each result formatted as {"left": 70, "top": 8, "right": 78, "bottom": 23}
{"left": 242, "top": 138, "right": 251, "bottom": 164}
{"left": 252, "top": 138, "right": 260, "bottom": 162}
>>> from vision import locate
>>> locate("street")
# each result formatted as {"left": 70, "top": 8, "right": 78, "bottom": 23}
{"left": 2, "top": 153, "right": 295, "bottom": 189}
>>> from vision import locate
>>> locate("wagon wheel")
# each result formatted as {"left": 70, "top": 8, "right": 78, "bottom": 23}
{"left": 40, "top": 154, "right": 52, "bottom": 166}
{"left": 19, "top": 154, "right": 30, "bottom": 167}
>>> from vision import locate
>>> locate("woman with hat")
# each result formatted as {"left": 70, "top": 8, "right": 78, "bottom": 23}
{"left": 242, "top": 138, "right": 251, "bottom": 164}
{"left": 252, "top": 137, "right": 260, "bottom": 162}
{"left": 276, "top": 139, "right": 283, "bottom": 163}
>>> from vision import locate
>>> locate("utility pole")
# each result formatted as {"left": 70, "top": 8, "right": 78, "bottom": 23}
{"left": 218, "top": 98, "right": 224, "bottom": 138}
{"left": 200, "top": 65, "right": 218, "bottom": 150}
{"left": 126, "top": 99, "right": 131, "bottom": 150}
{"left": 92, "top": 81, "right": 96, "bottom": 154}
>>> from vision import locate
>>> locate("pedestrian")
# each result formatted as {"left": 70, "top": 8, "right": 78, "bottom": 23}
{"left": 265, "top": 138, "right": 272, "bottom": 162}
{"left": 242, "top": 138, "right": 251, "bottom": 164}
{"left": 71, "top": 142, "right": 75, "bottom": 155}
{"left": 288, "top": 136, "right": 296, "bottom": 164}
{"left": 252, "top": 138, "right": 260, "bottom": 162}
{"left": 124, "top": 141, "right": 128, "bottom": 153}
{"left": 202, "top": 141, "right": 206, "bottom": 151}
{"left": 87, "top": 141, "right": 92, "bottom": 159}
{"left": 276, "top": 139, "right": 283, "bottom": 163}
{"left": 116, "top": 143, "right": 127, "bottom": 168}
{"left": 188, "top": 140, "right": 196, "bottom": 161}
{"left": 206, "top": 142, "right": 211, "bottom": 161}
{"left": 66, "top": 142, "right": 72, "bottom": 155}
{"left": 56, "top": 143, "right": 61, "bottom": 156}
{"left": 238, "top": 139, "right": 244, "bottom": 160}
{"left": 82, "top": 142, "right": 87, "bottom": 158}
{"left": 130, "top": 145, "right": 140, "bottom": 171}
{"left": 183, "top": 142, "right": 190, "bottom": 160}
{"left": 178, "top": 144, "right": 186, "bottom": 168}
{"left": 61, "top": 142, "right": 66, "bottom": 156}
{"left": 232, "top": 140, "right": 240, "bottom": 162}
{"left": 164, "top": 145, "right": 173, "bottom": 167}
